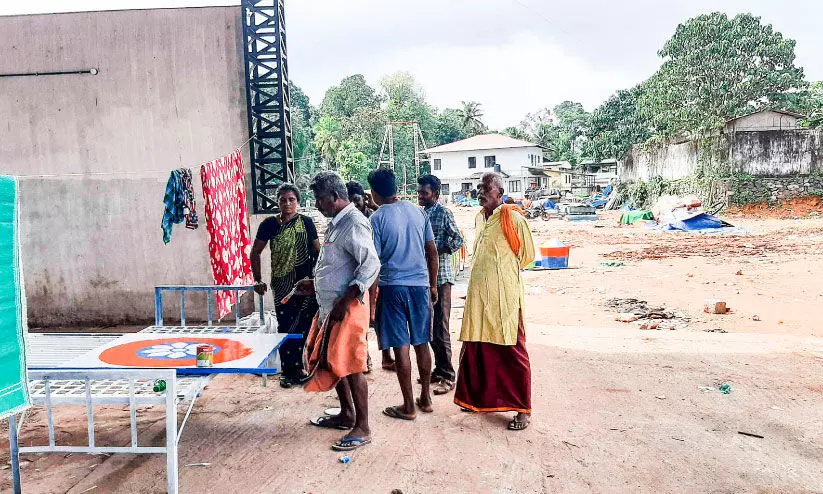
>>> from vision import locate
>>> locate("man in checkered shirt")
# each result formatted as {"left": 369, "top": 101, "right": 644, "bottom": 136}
{"left": 417, "top": 174, "right": 464, "bottom": 395}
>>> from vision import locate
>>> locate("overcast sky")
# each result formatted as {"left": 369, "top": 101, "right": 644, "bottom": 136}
{"left": 3, "top": 0, "right": 822, "bottom": 128}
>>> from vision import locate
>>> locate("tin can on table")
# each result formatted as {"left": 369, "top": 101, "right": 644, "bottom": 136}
{"left": 196, "top": 344, "right": 214, "bottom": 368}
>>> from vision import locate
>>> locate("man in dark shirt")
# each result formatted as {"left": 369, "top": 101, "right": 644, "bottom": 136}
{"left": 417, "top": 175, "right": 464, "bottom": 394}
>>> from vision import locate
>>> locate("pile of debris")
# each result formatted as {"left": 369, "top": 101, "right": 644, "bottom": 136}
{"left": 605, "top": 297, "right": 690, "bottom": 330}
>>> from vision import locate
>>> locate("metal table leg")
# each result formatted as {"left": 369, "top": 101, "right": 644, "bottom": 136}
{"left": 9, "top": 415, "right": 22, "bottom": 494}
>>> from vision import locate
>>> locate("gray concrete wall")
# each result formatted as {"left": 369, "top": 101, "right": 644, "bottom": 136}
{"left": 0, "top": 7, "right": 259, "bottom": 326}
{"left": 730, "top": 130, "right": 823, "bottom": 176}
{"left": 620, "top": 140, "right": 701, "bottom": 182}
{"left": 621, "top": 130, "right": 823, "bottom": 183}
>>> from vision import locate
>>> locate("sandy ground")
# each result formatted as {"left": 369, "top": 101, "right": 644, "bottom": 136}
{"left": 3, "top": 207, "right": 823, "bottom": 493}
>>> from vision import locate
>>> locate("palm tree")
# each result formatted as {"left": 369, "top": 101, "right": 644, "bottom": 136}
{"left": 458, "top": 101, "right": 486, "bottom": 136}
{"left": 504, "top": 126, "right": 526, "bottom": 139}
{"left": 312, "top": 116, "right": 341, "bottom": 168}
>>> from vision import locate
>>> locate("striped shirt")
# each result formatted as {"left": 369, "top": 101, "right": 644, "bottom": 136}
{"left": 425, "top": 202, "right": 464, "bottom": 286}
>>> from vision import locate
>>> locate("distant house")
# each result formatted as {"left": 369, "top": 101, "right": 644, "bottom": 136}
{"left": 424, "top": 134, "right": 545, "bottom": 197}
{"left": 542, "top": 161, "right": 574, "bottom": 191}
{"left": 579, "top": 158, "right": 618, "bottom": 187}
{"left": 724, "top": 109, "right": 806, "bottom": 133}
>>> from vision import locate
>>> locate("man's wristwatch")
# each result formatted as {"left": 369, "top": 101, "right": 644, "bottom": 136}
{"left": 254, "top": 280, "right": 266, "bottom": 287}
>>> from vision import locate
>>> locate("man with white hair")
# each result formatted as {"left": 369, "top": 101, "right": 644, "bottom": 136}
{"left": 454, "top": 172, "right": 536, "bottom": 431}
{"left": 296, "top": 171, "right": 381, "bottom": 451}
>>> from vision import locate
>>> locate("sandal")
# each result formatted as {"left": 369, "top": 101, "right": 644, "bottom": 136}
{"left": 507, "top": 416, "right": 530, "bottom": 431}
{"left": 382, "top": 405, "right": 416, "bottom": 421}
{"left": 382, "top": 361, "right": 396, "bottom": 372}
{"left": 433, "top": 379, "right": 454, "bottom": 395}
{"left": 310, "top": 415, "right": 352, "bottom": 430}
{"left": 331, "top": 436, "right": 371, "bottom": 451}
{"left": 279, "top": 376, "right": 295, "bottom": 389}
{"left": 415, "top": 397, "right": 433, "bottom": 413}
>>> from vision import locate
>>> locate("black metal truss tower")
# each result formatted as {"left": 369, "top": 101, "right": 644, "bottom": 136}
{"left": 242, "top": 0, "right": 293, "bottom": 214}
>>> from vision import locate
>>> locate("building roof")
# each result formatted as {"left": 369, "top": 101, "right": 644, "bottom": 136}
{"left": 544, "top": 161, "right": 573, "bottom": 170}
{"left": 579, "top": 158, "right": 618, "bottom": 166}
{"left": 465, "top": 171, "right": 511, "bottom": 179}
{"left": 725, "top": 108, "right": 807, "bottom": 123}
{"left": 424, "top": 134, "right": 540, "bottom": 153}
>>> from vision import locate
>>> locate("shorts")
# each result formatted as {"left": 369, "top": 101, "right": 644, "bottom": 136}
{"left": 375, "top": 285, "right": 432, "bottom": 350}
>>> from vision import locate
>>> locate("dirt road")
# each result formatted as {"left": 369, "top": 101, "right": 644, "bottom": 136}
{"left": 2, "top": 207, "right": 823, "bottom": 493}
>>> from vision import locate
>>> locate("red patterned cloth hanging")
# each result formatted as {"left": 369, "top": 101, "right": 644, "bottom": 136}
{"left": 200, "top": 149, "right": 253, "bottom": 318}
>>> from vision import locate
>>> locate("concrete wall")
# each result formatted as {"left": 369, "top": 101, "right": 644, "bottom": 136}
{"left": 730, "top": 130, "right": 823, "bottom": 175}
{"left": 621, "top": 130, "right": 823, "bottom": 183}
{"left": 0, "top": 7, "right": 257, "bottom": 326}
{"left": 620, "top": 140, "right": 701, "bottom": 182}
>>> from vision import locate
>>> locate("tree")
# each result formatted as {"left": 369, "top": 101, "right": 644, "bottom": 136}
{"left": 336, "top": 138, "right": 371, "bottom": 183}
{"left": 320, "top": 74, "right": 382, "bottom": 120}
{"left": 313, "top": 116, "right": 342, "bottom": 168}
{"left": 640, "top": 12, "right": 807, "bottom": 137}
{"left": 457, "top": 101, "right": 487, "bottom": 136}
{"left": 378, "top": 72, "right": 438, "bottom": 193}
{"left": 290, "top": 84, "right": 314, "bottom": 125}
{"left": 431, "top": 108, "right": 469, "bottom": 146}
{"left": 503, "top": 126, "right": 526, "bottom": 139}
{"left": 584, "top": 85, "right": 652, "bottom": 161}
{"left": 802, "top": 82, "right": 823, "bottom": 128}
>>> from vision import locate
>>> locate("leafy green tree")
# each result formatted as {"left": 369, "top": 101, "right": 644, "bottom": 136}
{"left": 320, "top": 74, "right": 382, "bottom": 120}
{"left": 503, "top": 126, "right": 526, "bottom": 139}
{"left": 802, "top": 82, "right": 823, "bottom": 128}
{"left": 457, "top": 101, "right": 487, "bottom": 136}
{"left": 378, "top": 72, "right": 438, "bottom": 194}
{"left": 584, "top": 85, "right": 652, "bottom": 161}
{"left": 640, "top": 12, "right": 807, "bottom": 137}
{"left": 290, "top": 84, "right": 314, "bottom": 125}
{"left": 776, "top": 81, "right": 823, "bottom": 128}
{"left": 336, "top": 138, "right": 371, "bottom": 183}
{"left": 430, "top": 108, "right": 469, "bottom": 146}
{"left": 313, "top": 116, "right": 342, "bottom": 168}
{"left": 551, "top": 101, "right": 589, "bottom": 165}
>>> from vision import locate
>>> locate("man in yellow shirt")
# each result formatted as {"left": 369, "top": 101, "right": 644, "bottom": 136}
{"left": 454, "top": 172, "right": 535, "bottom": 431}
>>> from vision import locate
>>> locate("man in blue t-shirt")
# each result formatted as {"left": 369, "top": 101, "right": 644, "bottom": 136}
{"left": 368, "top": 169, "right": 439, "bottom": 420}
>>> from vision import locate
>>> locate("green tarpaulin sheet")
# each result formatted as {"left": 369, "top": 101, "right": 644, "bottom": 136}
{"left": 0, "top": 176, "right": 29, "bottom": 419}
{"left": 620, "top": 210, "right": 654, "bottom": 225}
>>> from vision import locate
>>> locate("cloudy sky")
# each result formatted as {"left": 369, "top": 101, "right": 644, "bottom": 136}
{"left": 3, "top": 0, "right": 822, "bottom": 128}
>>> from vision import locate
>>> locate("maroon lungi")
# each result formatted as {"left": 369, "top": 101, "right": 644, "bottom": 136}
{"left": 453, "top": 314, "right": 531, "bottom": 413}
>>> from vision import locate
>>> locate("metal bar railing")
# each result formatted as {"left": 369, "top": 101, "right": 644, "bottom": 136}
{"left": 15, "top": 369, "right": 179, "bottom": 493}
{"left": 154, "top": 285, "right": 265, "bottom": 327}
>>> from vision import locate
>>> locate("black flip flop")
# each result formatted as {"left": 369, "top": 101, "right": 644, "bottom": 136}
{"left": 331, "top": 437, "right": 371, "bottom": 451}
{"left": 310, "top": 415, "right": 352, "bottom": 430}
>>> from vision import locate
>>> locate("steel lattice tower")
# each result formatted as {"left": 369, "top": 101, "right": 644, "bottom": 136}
{"left": 242, "top": 0, "right": 294, "bottom": 214}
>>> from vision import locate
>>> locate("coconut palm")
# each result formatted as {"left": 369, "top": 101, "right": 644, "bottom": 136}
{"left": 458, "top": 101, "right": 486, "bottom": 136}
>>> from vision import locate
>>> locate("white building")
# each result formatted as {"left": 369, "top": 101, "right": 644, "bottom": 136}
{"left": 424, "top": 134, "right": 545, "bottom": 198}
